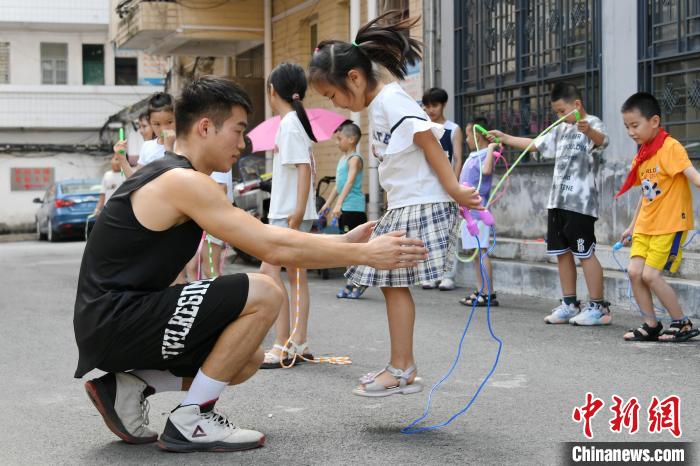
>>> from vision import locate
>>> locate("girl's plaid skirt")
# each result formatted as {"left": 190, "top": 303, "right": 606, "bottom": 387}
{"left": 346, "top": 202, "right": 459, "bottom": 287}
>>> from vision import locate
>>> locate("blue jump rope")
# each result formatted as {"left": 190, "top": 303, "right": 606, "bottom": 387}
{"left": 402, "top": 231, "right": 502, "bottom": 434}
{"left": 402, "top": 109, "right": 582, "bottom": 434}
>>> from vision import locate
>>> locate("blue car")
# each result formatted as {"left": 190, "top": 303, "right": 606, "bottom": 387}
{"left": 34, "top": 179, "right": 101, "bottom": 241}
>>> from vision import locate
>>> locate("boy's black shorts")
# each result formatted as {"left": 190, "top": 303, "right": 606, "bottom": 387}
{"left": 547, "top": 208, "right": 597, "bottom": 258}
{"left": 96, "top": 274, "right": 249, "bottom": 378}
{"left": 339, "top": 211, "right": 368, "bottom": 233}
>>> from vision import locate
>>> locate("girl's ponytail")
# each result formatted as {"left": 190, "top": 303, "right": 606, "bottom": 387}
{"left": 354, "top": 11, "right": 421, "bottom": 81}
{"left": 291, "top": 93, "right": 317, "bottom": 143}
{"left": 309, "top": 10, "right": 422, "bottom": 92}
{"left": 268, "top": 63, "right": 317, "bottom": 142}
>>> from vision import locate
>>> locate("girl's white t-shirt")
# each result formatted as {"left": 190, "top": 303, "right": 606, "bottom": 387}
{"left": 211, "top": 169, "right": 233, "bottom": 203}
{"left": 268, "top": 111, "right": 317, "bottom": 221}
{"left": 138, "top": 139, "right": 165, "bottom": 166}
{"left": 369, "top": 82, "right": 452, "bottom": 210}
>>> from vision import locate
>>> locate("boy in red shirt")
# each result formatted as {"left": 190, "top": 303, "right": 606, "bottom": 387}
{"left": 617, "top": 92, "right": 700, "bottom": 342}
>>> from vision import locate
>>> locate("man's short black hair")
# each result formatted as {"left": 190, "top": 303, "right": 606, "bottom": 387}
{"left": 621, "top": 92, "right": 661, "bottom": 119}
{"left": 550, "top": 81, "right": 582, "bottom": 103}
{"left": 422, "top": 87, "right": 449, "bottom": 105}
{"left": 175, "top": 75, "right": 252, "bottom": 137}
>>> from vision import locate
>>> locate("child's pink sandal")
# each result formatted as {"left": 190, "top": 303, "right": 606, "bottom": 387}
{"left": 352, "top": 364, "right": 423, "bottom": 397}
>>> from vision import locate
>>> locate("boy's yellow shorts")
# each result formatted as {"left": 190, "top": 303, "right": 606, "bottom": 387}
{"left": 630, "top": 231, "right": 688, "bottom": 273}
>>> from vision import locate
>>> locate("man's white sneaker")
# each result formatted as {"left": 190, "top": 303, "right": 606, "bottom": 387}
{"left": 158, "top": 403, "right": 265, "bottom": 452}
{"left": 570, "top": 302, "right": 612, "bottom": 326}
{"left": 84, "top": 372, "right": 158, "bottom": 444}
{"left": 438, "top": 278, "right": 455, "bottom": 290}
{"left": 544, "top": 300, "right": 580, "bottom": 324}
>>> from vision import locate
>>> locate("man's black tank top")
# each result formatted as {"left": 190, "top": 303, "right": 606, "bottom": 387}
{"left": 73, "top": 153, "right": 201, "bottom": 377}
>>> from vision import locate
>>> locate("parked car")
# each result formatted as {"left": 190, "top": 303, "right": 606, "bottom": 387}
{"left": 34, "top": 179, "right": 101, "bottom": 241}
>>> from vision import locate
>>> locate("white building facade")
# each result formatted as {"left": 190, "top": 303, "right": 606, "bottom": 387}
{"left": 0, "top": 0, "right": 164, "bottom": 231}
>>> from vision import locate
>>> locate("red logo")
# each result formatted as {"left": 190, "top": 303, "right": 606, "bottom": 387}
{"left": 648, "top": 395, "right": 681, "bottom": 438}
{"left": 572, "top": 393, "right": 683, "bottom": 438}
{"left": 572, "top": 392, "right": 605, "bottom": 439}
{"left": 609, "top": 395, "right": 640, "bottom": 434}
{"left": 192, "top": 425, "right": 207, "bottom": 438}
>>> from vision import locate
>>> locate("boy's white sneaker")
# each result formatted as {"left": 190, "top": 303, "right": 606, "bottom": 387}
{"left": 438, "top": 278, "right": 455, "bottom": 290}
{"left": 570, "top": 302, "right": 612, "bottom": 326}
{"left": 545, "top": 300, "right": 580, "bottom": 324}
{"left": 158, "top": 403, "right": 265, "bottom": 452}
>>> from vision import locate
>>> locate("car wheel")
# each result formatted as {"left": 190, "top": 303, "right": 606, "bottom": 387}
{"left": 36, "top": 219, "right": 47, "bottom": 241}
{"left": 48, "top": 221, "right": 58, "bottom": 242}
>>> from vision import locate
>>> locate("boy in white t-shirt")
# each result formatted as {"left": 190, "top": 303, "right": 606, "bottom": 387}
{"left": 93, "top": 153, "right": 126, "bottom": 216}
{"left": 421, "top": 87, "right": 464, "bottom": 290}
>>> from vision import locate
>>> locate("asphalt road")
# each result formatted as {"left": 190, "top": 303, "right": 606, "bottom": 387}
{"left": 0, "top": 239, "right": 698, "bottom": 465}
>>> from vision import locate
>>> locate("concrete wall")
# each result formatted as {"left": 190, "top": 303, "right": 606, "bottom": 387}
{"left": 271, "top": 0, "right": 354, "bottom": 197}
{"left": 0, "top": 84, "right": 157, "bottom": 129}
{"left": 490, "top": 160, "right": 700, "bottom": 252}
{"left": 0, "top": 0, "right": 109, "bottom": 26}
{"left": 0, "top": 153, "right": 109, "bottom": 231}
{"left": 0, "top": 25, "right": 166, "bottom": 88}
{"left": 438, "top": 0, "right": 454, "bottom": 121}
{"left": 0, "top": 29, "right": 109, "bottom": 86}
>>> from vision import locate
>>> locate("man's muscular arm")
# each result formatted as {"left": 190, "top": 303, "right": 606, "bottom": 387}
{"left": 132, "top": 169, "right": 427, "bottom": 270}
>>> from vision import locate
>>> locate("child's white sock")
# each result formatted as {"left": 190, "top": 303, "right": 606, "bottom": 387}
{"left": 180, "top": 369, "right": 228, "bottom": 406}
{"left": 130, "top": 369, "right": 182, "bottom": 394}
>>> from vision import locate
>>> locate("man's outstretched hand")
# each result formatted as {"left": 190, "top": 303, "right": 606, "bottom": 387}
{"left": 364, "top": 231, "right": 428, "bottom": 270}
{"left": 343, "top": 221, "right": 377, "bottom": 244}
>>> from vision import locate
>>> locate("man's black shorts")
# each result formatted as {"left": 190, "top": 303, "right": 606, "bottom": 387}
{"left": 547, "top": 208, "right": 597, "bottom": 258}
{"left": 97, "top": 274, "right": 249, "bottom": 377}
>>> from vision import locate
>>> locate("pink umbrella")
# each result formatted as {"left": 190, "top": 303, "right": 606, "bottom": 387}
{"left": 247, "top": 108, "right": 349, "bottom": 152}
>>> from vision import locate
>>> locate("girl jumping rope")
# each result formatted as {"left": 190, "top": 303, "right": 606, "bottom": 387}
{"left": 260, "top": 63, "right": 319, "bottom": 369}
{"left": 309, "top": 11, "right": 482, "bottom": 396}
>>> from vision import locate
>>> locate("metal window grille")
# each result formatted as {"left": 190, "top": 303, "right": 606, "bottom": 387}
{"left": 639, "top": 0, "right": 700, "bottom": 158}
{"left": 454, "top": 0, "right": 602, "bottom": 163}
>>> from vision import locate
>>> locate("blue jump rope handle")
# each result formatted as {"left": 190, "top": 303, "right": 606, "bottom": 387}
{"left": 613, "top": 236, "right": 632, "bottom": 251}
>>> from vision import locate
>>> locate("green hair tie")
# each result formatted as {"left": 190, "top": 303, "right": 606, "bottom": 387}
{"left": 351, "top": 40, "right": 359, "bottom": 47}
